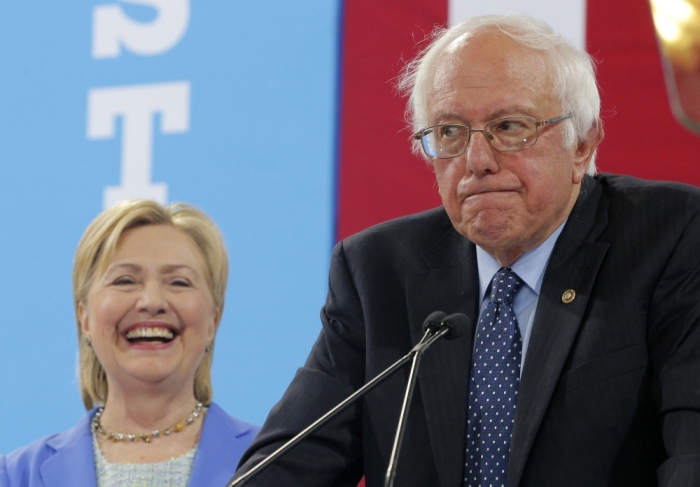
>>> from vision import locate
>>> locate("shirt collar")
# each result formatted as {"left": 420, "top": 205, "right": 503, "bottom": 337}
{"left": 476, "top": 220, "right": 567, "bottom": 302}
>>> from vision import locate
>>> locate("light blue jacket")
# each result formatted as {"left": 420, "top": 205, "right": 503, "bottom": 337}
{"left": 0, "top": 402, "right": 258, "bottom": 487}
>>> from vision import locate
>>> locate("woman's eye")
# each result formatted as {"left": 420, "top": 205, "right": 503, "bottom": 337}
{"left": 171, "top": 278, "right": 191, "bottom": 287}
{"left": 112, "top": 276, "right": 136, "bottom": 285}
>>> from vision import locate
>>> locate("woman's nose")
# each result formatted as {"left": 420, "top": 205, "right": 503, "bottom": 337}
{"left": 137, "top": 281, "right": 168, "bottom": 314}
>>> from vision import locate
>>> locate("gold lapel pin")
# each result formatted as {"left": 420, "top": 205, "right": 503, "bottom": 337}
{"left": 562, "top": 289, "right": 576, "bottom": 304}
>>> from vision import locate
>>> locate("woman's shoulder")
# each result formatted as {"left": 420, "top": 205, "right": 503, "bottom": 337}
{"left": 2, "top": 431, "right": 61, "bottom": 478}
{"left": 204, "top": 403, "right": 260, "bottom": 441}
{"left": 1, "top": 410, "right": 94, "bottom": 484}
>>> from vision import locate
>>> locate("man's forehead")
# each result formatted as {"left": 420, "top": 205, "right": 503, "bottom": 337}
{"left": 431, "top": 33, "right": 552, "bottom": 97}
{"left": 441, "top": 30, "right": 545, "bottom": 68}
{"left": 427, "top": 38, "right": 557, "bottom": 123}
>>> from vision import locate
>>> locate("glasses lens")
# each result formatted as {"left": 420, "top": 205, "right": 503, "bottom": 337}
{"left": 422, "top": 125, "right": 469, "bottom": 159}
{"left": 421, "top": 128, "right": 438, "bottom": 158}
{"left": 485, "top": 117, "right": 537, "bottom": 151}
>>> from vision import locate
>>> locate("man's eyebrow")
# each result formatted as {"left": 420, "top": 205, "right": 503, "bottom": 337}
{"left": 434, "top": 106, "right": 537, "bottom": 125}
{"left": 433, "top": 112, "right": 470, "bottom": 124}
{"left": 485, "top": 106, "right": 536, "bottom": 120}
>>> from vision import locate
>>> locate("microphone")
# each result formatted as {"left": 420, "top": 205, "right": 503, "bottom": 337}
{"left": 437, "top": 312, "right": 469, "bottom": 339}
{"left": 227, "top": 311, "right": 465, "bottom": 487}
{"left": 411, "top": 312, "right": 468, "bottom": 353}
{"left": 422, "top": 311, "right": 447, "bottom": 334}
{"left": 383, "top": 313, "right": 470, "bottom": 487}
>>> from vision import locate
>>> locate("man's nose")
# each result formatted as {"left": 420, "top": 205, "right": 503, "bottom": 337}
{"left": 465, "top": 128, "right": 499, "bottom": 176}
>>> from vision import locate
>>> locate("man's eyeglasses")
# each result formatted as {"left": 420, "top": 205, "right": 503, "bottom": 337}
{"left": 412, "top": 113, "right": 574, "bottom": 159}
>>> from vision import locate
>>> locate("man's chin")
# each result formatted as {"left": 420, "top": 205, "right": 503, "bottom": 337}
{"left": 459, "top": 218, "right": 526, "bottom": 262}
{"left": 460, "top": 211, "right": 512, "bottom": 243}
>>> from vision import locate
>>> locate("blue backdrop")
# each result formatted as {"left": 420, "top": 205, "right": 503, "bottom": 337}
{"left": 0, "top": 1, "right": 341, "bottom": 453}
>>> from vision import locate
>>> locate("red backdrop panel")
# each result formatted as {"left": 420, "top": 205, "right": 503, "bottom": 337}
{"left": 587, "top": 0, "right": 700, "bottom": 184}
{"left": 336, "top": 0, "right": 445, "bottom": 241}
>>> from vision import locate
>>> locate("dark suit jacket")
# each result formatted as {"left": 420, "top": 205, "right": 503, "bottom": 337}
{"left": 1, "top": 403, "right": 259, "bottom": 487}
{"left": 236, "top": 174, "right": 700, "bottom": 486}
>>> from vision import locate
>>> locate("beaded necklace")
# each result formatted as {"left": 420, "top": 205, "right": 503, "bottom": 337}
{"left": 91, "top": 403, "right": 206, "bottom": 443}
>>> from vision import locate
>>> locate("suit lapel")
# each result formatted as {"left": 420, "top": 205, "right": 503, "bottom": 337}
{"left": 40, "top": 411, "right": 97, "bottom": 487}
{"left": 508, "top": 177, "right": 610, "bottom": 485}
{"left": 407, "top": 225, "right": 478, "bottom": 487}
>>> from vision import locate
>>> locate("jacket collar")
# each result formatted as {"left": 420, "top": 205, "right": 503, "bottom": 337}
{"left": 188, "top": 402, "right": 258, "bottom": 487}
{"left": 507, "top": 175, "right": 610, "bottom": 485}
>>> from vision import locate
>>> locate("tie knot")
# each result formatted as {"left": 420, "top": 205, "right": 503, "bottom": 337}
{"left": 489, "top": 267, "right": 523, "bottom": 306}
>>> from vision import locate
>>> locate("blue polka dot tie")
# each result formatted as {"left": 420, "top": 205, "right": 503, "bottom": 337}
{"left": 464, "top": 267, "right": 523, "bottom": 487}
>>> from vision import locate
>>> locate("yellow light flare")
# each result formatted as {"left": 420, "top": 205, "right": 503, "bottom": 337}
{"left": 650, "top": 0, "right": 700, "bottom": 133}
{"left": 655, "top": 15, "right": 683, "bottom": 42}
{"left": 651, "top": 0, "right": 695, "bottom": 23}
{"left": 651, "top": 0, "right": 700, "bottom": 70}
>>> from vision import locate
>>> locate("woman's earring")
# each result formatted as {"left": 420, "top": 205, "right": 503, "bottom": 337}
{"left": 205, "top": 342, "right": 213, "bottom": 353}
{"left": 84, "top": 335, "right": 92, "bottom": 347}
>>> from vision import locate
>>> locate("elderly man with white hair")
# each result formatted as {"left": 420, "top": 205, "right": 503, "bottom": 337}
{"left": 234, "top": 15, "right": 700, "bottom": 487}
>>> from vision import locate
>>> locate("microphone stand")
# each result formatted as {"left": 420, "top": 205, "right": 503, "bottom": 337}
{"left": 383, "top": 324, "right": 452, "bottom": 487}
{"left": 228, "top": 324, "right": 445, "bottom": 487}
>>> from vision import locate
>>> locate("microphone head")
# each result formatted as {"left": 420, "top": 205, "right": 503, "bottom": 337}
{"left": 440, "top": 313, "right": 470, "bottom": 340}
{"left": 423, "top": 311, "right": 447, "bottom": 334}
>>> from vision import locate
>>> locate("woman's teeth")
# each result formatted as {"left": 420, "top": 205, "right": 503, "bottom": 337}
{"left": 125, "top": 327, "right": 175, "bottom": 342}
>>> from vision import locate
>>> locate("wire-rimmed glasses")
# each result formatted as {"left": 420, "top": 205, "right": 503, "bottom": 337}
{"left": 412, "top": 113, "right": 574, "bottom": 159}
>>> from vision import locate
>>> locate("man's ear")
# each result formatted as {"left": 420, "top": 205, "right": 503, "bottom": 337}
{"left": 572, "top": 122, "right": 605, "bottom": 184}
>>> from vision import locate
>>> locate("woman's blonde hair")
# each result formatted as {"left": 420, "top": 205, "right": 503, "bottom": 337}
{"left": 73, "top": 200, "right": 229, "bottom": 409}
